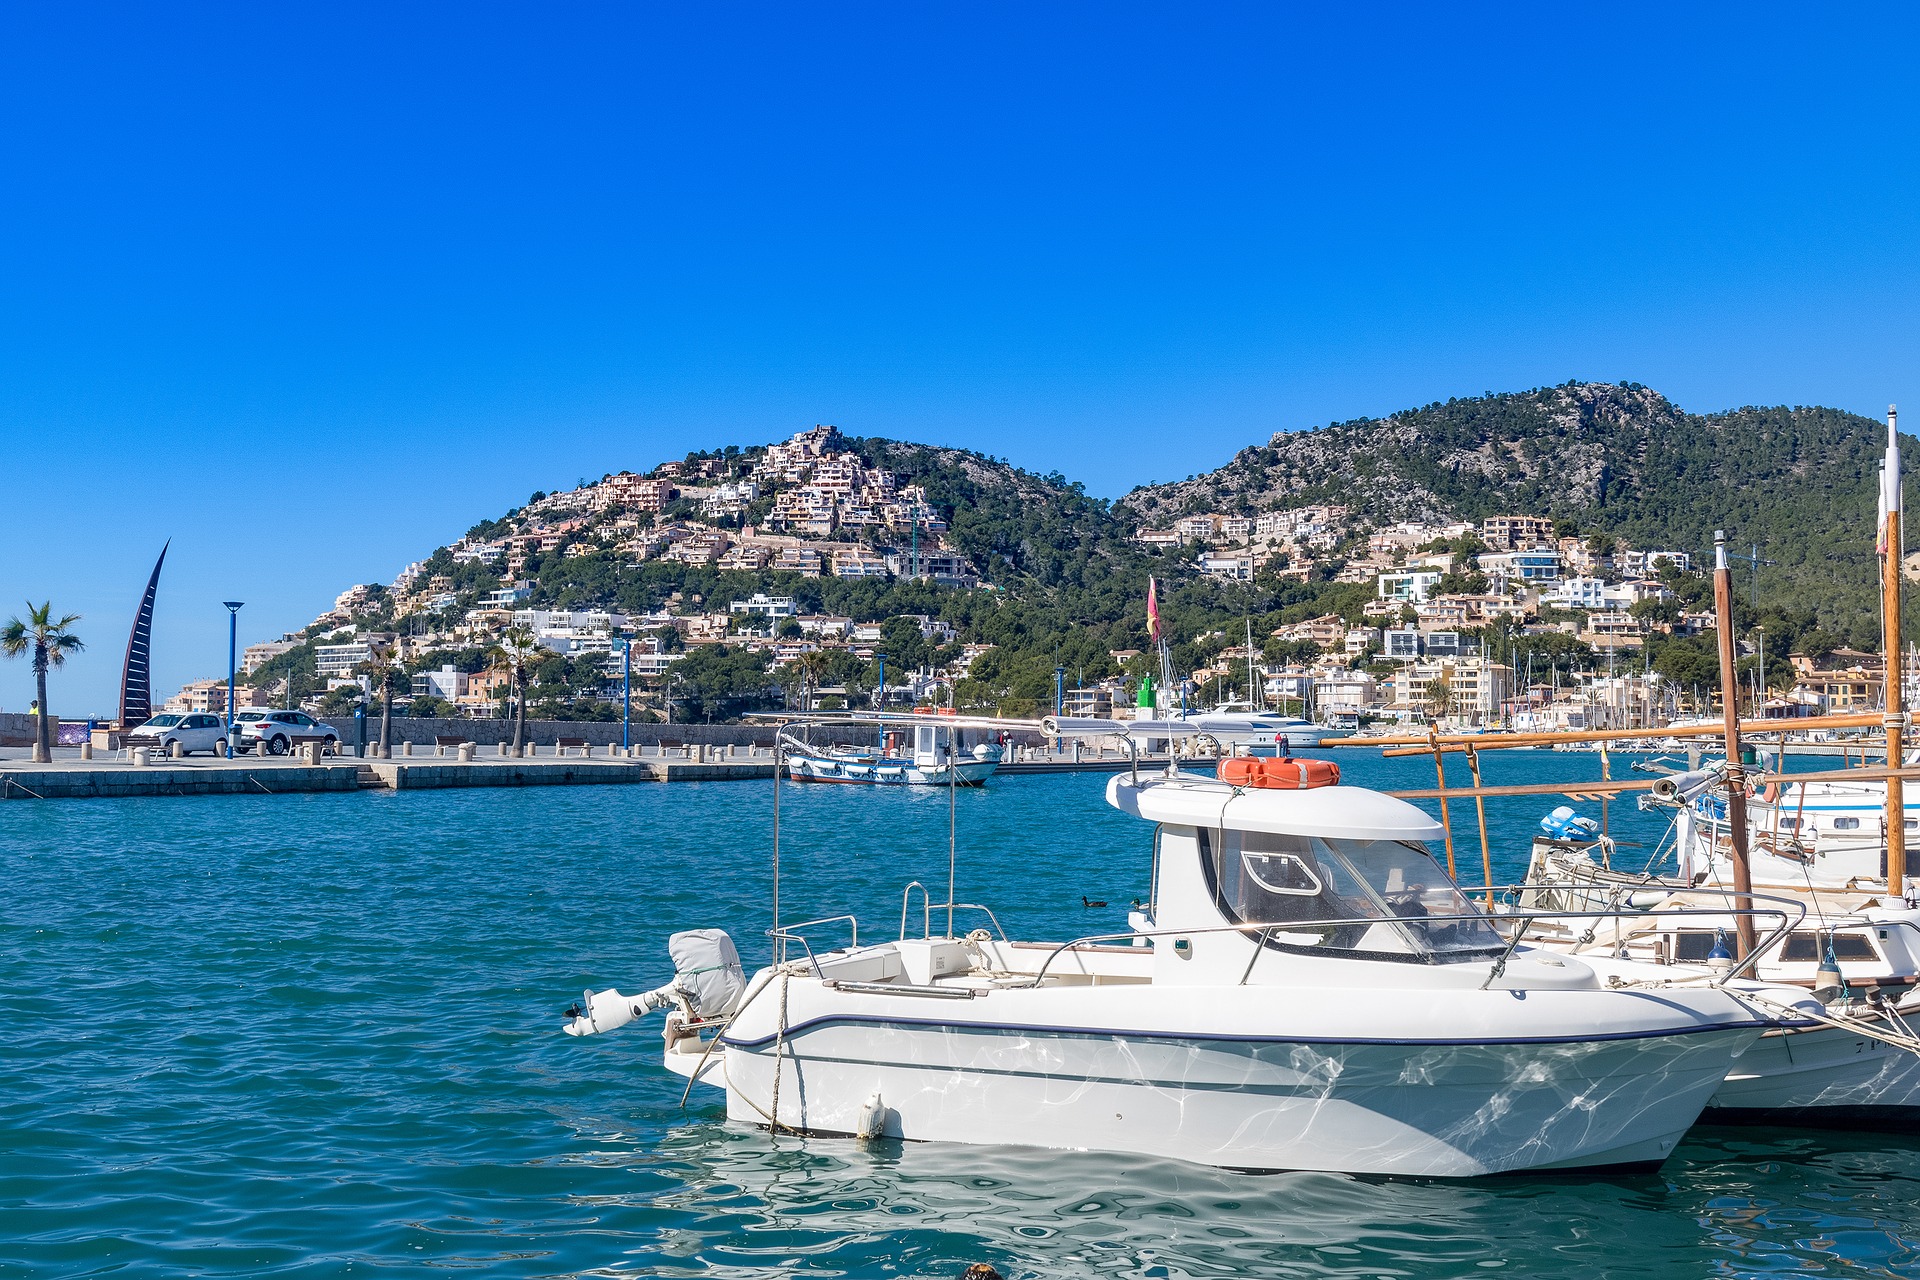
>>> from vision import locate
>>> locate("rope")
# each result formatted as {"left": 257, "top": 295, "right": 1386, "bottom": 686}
{"left": 1731, "top": 988, "right": 1920, "bottom": 1057}
{"left": 678, "top": 968, "right": 779, "bottom": 1110}
{"left": 710, "top": 966, "right": 806, "bottom": 1137}
{"left": 764, "top": 973, "right": 796, "bottom": 1137}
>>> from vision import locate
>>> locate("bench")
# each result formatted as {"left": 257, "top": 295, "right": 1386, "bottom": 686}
{"left": 435, "top": 735, "right": 472, "bottom": 757}
{"left": 555, "top": 736, "right": 590, "bottom": 757}
{"left": 287, "top": 733, "right": 336, "bottom": 760}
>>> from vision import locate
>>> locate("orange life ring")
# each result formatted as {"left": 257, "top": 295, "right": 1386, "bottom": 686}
{"left": 1218, "top": 756, "right": 1341, "bottom": 790}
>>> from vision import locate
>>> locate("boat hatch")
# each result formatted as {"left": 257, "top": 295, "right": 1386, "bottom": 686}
{"left": 1779, "top": 931, "right": 1879, "bottom": 963}
{"left": 1198, "top": 829, "right": 1506, "bottom": 961}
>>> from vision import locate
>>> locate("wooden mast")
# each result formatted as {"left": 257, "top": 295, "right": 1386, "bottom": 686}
{"left": 1883, "top": 405, "right": 1907, "bottom": 898}
{"left": 1712, "top": 530, "right": 1758, "bottom": 958}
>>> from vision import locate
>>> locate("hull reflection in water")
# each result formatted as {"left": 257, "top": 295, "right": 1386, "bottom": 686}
{"left": 623, "top": 1122, "right": 1920, "bottom": 1280}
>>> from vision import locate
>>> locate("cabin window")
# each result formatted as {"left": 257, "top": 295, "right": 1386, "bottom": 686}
{"left": 1671, "top": 931, "right": 1715, "bottom": 961}
{"left": 1778, "top": 932, "right": 1879, "bottom": 963}
{"left": 1198, "top": 829, "right": 1504, "bottom": 961}
{"left": 1833, "top": 817, "right": 1861, "bottom": 831}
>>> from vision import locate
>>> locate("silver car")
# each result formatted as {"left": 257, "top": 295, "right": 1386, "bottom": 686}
{"left": 239, "top": 710, "right": 339, "bottom": 756}
{"left": 127, "top": 713, "right": 228, "bottom": 757}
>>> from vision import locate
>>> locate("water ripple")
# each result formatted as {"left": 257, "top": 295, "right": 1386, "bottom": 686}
{"left": 3, "top": 765, "right": 1918, "bottom": 1277}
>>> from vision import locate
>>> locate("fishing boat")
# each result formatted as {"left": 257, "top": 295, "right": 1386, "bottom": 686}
{"left": 779, "top": 715, "right": 1003, "bottom": 786}
{"left": 564, "top": 726, "right": 1803, "bottom": 1177}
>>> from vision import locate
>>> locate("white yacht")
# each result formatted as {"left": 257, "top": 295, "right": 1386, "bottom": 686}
{"left": 567, "top": 759, "right": 1800, "bottom": 1176}
{"left": 1127, "top": 702, "right": 1337, "bottom": 751}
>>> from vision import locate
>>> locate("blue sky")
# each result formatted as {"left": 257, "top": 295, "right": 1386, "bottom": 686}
{"left": 4, "top": 3, "right": 1918, "bottom": 714}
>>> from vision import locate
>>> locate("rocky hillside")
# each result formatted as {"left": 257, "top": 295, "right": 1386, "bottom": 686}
{"left": 1121, "top": 381, "right": 1907, "bottom": 617}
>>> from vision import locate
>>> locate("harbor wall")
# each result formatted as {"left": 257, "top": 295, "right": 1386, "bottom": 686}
{"left": 317, "top": 716, "right": 1052, "bottom": 750}
{"left": 0, "top": 713, "right": 36, "bottom": 747}
{"left": 0, "top": 764, "right": 359, "bottom": 800}
{"left": 319, "top": 716, "right": 776, "bottom": 749}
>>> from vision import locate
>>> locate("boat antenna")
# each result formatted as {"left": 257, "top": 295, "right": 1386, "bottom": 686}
{"left": 771, "top": 724, "right": 784, "bottom": 964}
{"left": 947, "top": 722, "right": 958, "bottom": 938}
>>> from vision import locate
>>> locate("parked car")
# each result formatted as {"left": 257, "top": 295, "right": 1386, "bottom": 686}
{"left": 127, "top": 713, "right": 228, "bottom": 757}
{"left": 238, "top": 710, "right": 340, "bottom": 756}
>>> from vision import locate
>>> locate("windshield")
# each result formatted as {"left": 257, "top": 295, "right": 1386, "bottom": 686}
{"left": 1199, "top": 828, "right": 1506, "bottom": 961}
{"left": 140, "top": 715, "right": 183, "bottom": 728}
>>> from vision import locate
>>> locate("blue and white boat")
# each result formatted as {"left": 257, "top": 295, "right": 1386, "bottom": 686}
{"left": 780, "top": 717, "right": 1002, "bottom": 787}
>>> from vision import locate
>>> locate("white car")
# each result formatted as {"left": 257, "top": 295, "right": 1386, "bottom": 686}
{"left": 127, "top": 713, "right": 228, "bottom": 757}
{"left": 238, "top": 709, "right": 340, "bottom": 756}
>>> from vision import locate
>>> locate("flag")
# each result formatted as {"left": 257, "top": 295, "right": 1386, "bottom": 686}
{"left": 1880, "top": 408, "right": 1903, "bottom": 556}
{"left": 1146, "top": 576, "right": 1161, "bottom": 642}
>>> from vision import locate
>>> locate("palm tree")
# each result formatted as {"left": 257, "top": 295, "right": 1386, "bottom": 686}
{"left": 3, "top": 603, "right": 84, "bottom": 763}
{"left": 356, "top": 646, "right": 407, "bottom": 758}
{"left": 487, "top": 625, "right": 541, "bottom": 754}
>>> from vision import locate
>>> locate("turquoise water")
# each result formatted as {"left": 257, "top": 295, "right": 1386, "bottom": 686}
{"left": 4, "top": 751, "right": 1918, "bottom": 1278}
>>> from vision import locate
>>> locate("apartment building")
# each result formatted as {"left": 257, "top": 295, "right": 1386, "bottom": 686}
{"left": 1480, "top": 515, "right": 1554, "bottom": 550}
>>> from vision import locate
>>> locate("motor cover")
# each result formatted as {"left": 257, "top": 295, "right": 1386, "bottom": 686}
{"left": 668, "top": 928, "right": 746, "bottom": 1019}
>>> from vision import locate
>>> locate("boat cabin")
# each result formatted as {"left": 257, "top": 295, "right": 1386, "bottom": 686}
{"left": 1111, "top": 773, "right": 1513, "bottom": 985}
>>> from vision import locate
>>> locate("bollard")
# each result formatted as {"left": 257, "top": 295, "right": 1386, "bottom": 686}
{"left": 457, "top": 742, "right": 475, "bottom": 762}
{"left": 498, "top": 741, "right": 508, "bottom": 756}
{"left": 132, "top": 746, "right": 150, "bottom": 767}
{"left": 402, "top": 741, "right": 413, "bottom": 757}
{"left": 79, "top": 741, "right": 93, "bottom": 761}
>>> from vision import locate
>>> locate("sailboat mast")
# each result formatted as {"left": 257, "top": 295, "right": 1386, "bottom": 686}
{"left": 1883, "top": 406, "right": 1906, "bottom": 897}
{"left": 1713, "top": 530, "right": 1758, "bottom": 958}
{"left": 1247, "top": 618, "right": 1259, "bottom": 711}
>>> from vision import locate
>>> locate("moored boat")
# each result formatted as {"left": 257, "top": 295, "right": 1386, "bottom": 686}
{"left": 566, "top": 747, "right": 1800, "bottom": 1177}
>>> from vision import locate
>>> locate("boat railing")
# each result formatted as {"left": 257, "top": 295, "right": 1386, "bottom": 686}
{"left": 898, "top": 881, "right": 1010, "bottom": 943}
{"left": 768, "top": 914, "right": 860, "bottom": 976}
{"left": 1017, "top": 898, "right": 1806, "bottom": 991}
{"left": 900, "top": 881, "right": 930, "bottom": 939}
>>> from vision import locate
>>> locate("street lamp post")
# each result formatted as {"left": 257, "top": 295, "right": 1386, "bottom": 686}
{"left": 876, "top": 651, "right": 887, "bottom": 710}
{"left": 223, "top": 601, "right": 243, "bottom": 758}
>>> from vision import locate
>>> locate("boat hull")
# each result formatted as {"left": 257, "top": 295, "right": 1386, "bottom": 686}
{"left": 785, "top": 755, "right": 998, "bottom": 786}
{"left": 712, "top": 983, "right": 1759, "bottom": 1177}
{"left": 1704, "top": 1020, "right": 1920, "bottom": 1130}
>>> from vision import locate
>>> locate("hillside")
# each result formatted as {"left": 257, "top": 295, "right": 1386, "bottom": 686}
{"left": 1121, "top": 381, "right": 1910, "bottom": 642}
{"left": 233, "top": 387, "right": 1917, "bottom": 724}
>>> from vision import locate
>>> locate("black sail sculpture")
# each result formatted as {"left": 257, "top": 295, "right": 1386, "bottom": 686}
{"left": 118, "top": 542, "right": 168, "bottom": 728}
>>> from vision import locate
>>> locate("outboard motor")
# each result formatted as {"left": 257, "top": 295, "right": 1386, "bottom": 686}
{"left": 564, "top": 928, "right": 746, "bottom": 1036}
{"left": 1539, "top": 805, "right": 1600, "bottom": 842}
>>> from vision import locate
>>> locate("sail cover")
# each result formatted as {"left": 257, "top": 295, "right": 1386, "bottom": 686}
{"left": 118, "top": 542, "right": 167, "bottom": 728}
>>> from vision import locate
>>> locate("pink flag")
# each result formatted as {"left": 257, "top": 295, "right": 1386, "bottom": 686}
{"left": 1146, "top": 576, "right": 1161, "bottom": 642}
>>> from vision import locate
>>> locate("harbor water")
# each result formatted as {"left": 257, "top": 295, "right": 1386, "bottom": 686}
{"left": 4, "top": 749, "right": 1918, "bottom": 1278}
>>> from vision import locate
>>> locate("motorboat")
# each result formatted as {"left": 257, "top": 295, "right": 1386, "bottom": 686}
{"left": 565, "top": 737, "right": 1802, "bottom": 1177}
{"left": 779, "top": 717, "right": 1002, "bottom": 787}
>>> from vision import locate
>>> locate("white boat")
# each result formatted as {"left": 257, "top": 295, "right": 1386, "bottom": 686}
{"left": 1127, "top": 702, "right": 1337, "bottom": 750}
{"left": 567, "top": 755, "right": 1800, "bottom": 1177}
{"left": 780, "top": 719, "right": 1002, "bottom": 787}
{"left": 1517, "top": 792, "right": 1920, "bottom": 1130}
